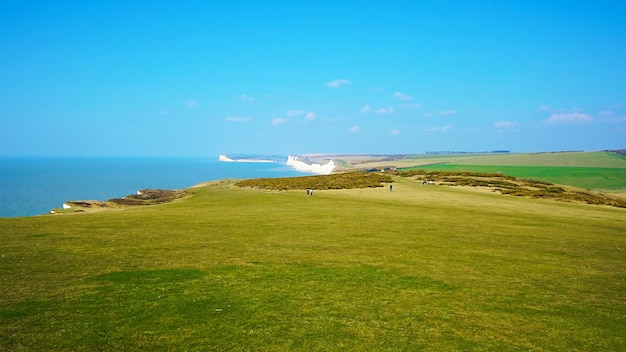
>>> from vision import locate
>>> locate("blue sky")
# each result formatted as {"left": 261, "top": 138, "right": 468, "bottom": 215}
{"left": 1, "top": 0, "right": 625, "bottom": 157}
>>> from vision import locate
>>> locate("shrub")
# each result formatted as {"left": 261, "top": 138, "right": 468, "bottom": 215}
{"left": 234, "top": 172, "right": 392, "bottom": 190}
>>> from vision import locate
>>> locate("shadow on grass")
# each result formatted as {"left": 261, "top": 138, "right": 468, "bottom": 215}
{"left": 2, "top": 266, "right": 463, "bottom": 351}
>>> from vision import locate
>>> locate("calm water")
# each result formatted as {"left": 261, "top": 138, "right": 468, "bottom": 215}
{"left": 0, "top": 156, "right": 310, "bottom": 218}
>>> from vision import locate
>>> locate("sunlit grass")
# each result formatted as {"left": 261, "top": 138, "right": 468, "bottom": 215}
{"left": 1, "top": 176, "right": 625, "bottom": 351}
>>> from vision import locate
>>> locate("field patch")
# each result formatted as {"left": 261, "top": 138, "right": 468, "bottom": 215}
{"left": 410, "top": 164, "right": 626, "bottom": 191}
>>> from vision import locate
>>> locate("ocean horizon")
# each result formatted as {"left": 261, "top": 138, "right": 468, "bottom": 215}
{"left": 0, "top": 156, "right": 312, "bottom": 218}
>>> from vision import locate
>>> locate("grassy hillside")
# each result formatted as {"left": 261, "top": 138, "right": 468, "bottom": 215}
{"left": 1, "top": 177, "right": 625, "bottom": 351}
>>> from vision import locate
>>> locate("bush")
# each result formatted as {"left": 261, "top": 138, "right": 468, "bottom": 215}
{"left": 234, "top": 172, "right": 392, "bottom": 190}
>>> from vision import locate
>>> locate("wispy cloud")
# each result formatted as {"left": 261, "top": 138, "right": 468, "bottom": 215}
{"left": 305, "top": 112, "right": 316, "bottom": 120}
{"left": 184, "top": 100, "right": 198, "bottom": 109}
{"left": 392, "top": 92, "right": 413, "bottom": 101}
{"left": 286, "top": 109, "right": 305, "bottom": 117}
{"left": 226, "top": 116, "right": 252, "bottom": 123}
{"left": 426, "top": 125, "right": 453, "bottom": 133}
{"left": 236, "top": 94, "right": 254, "bottom": 102}
{"left": 272, "top": 118, "right": 288, "bottom": 125}
{"left": 360, "top": 105, "right": 371, "bottom": 114}
{"left": 424, "top": 110, "right": 456, "bottom": 117}
{"left": 611, "top": 115, "right": 626, "bottom": 123}
{"left": 598, "top": 110, "right": 615, "bottom": 117}
{"left": 326, "top": 79, "right": 352, "bottom": 88}
{"left": 546, "top": 112, "right": 592, "bottom": 124}
{"left": 349, "top": 125, "right": 361, "bottom": 133}
{"left": 494, "top": 121, "right": 520, "bottom": 128}
{"left": 537, "top": 105, "right": 551, "bottom": 112}
{"left": 390, "top": 129, "right": 400, "bottom": 136}
{"left": 375, "top": 107, "right": 395, "bottom": 115}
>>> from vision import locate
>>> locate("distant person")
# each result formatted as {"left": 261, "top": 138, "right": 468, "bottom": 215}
{"left": 390, "top": 184, "right": 393, "bottom": 192}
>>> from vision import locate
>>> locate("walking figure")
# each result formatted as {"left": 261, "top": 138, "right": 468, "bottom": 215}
{"left": 390, "top": 184, "right": 393, "bottom": 192}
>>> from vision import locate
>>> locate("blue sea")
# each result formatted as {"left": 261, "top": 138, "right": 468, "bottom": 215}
{"left": 0, "top": 156, "right": 311, "bottom": 218}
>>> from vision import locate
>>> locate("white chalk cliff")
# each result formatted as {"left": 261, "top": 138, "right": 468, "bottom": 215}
{"left": 219, "top": 154, "right": 235, "bottom": 162}
{"left": 286, "top": 155, "right": 335, "bottom": 175}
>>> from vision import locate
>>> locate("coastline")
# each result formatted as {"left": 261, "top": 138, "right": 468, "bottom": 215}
{"left": 218, "top": 154, "right": 274, "bottom": 163}
{"left": 0, "top": 157, "right": 311, "bottom": 218}
{"left": 219, "top": 154, "right": 336, "bottom": 175}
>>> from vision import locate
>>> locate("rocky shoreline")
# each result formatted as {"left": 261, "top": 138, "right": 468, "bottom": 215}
{"left": 51, "top": 189, "right": 190, "bottom": 214}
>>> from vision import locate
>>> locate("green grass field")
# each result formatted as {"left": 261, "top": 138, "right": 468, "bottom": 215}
{"left": 397, "top": 152, "right": 626, "bottom": 191}
{"left": 1, "top": 176, "right": 625, "bottom": 351}
{"left": 412, "top": 164, "right": 626, "bottom": 191}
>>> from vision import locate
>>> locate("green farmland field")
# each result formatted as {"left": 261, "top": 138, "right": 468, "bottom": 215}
{"left": 413, "top": 164, "right": 626, "bottom": 191}
{"left": 1, "top": 176, "right": 625, "bottom": 351}
{"left": 398, "top": 152, "right": 626, "bottom": 191}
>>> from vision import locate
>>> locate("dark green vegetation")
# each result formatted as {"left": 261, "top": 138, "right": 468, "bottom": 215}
{"left": 1, "top": 173, "right": 625, "bottom": 351}
{"left": 398, "top": 170, "right": 626, "bottom": 208}
{"left": 235, "top": 171, "right": 392, "bottom": 190}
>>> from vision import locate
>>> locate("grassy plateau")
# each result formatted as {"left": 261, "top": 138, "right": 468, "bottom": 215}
{"left": 1, "top": 168, "right": 625, "bottom": 351}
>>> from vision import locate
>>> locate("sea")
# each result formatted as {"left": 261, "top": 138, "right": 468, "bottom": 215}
{"left": 0, "top": 156, "right": 311, "bottom": 218}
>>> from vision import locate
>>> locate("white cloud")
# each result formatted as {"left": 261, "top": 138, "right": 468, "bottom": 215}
{"left": 360, "top": 105, "right": 371, "bottom": 114}
{"left": 599, "top": 114, "right": 626, "bottom": 124}
{"left": 494, "top": 121, "right": 520, "bottom": 128}
{"left": 236, "top": 94, "right": 254, "bottom": 102}
{"left": 423, "top": 110, "right": 456, "bottom": 117}
{"left": 272, "top": 118, "right": 288, "bottom": 125}
{"left": 390, "top": 129, "right": 400, "bottom": 136}
{"left": 426, "top": 125, "right": 453, "bottom": 133}
{"left": 326, "top": 79, "right": 352, "bottom": 88}
{"left": 286, "top": 109, "right": 305, "bottom": 117}
{"left": 305, "top": 112, "right": 316, "bottom": 120}
{"left": 226, "top": 116, "right": 252, "bottom": 123}
{"left": 375, "top": 107, "right": 395, "bottom": 115}
{"left": 546, "top": 112, "right": 592, "bottom": 124}
{"left": 598, "top": 110, "right": 615, "bottom": 117}
{"left": 349, "top": 125, "right": 361, "bottom": 133}
{"left": 184, "top": 100, "right": 198, "bottom": 108}
{"left": 537, "top": 105, "right": 551, "bottom": 112}
{"left": 439, "top": 109, "right": 457, "bottom": 116}
{"left": 392, "top": 92, "right": 413, "bottom": 101}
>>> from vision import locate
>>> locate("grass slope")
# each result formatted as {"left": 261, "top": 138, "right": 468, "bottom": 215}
{"left": 1, "top": 177, "right": 625, "bottom": 351}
